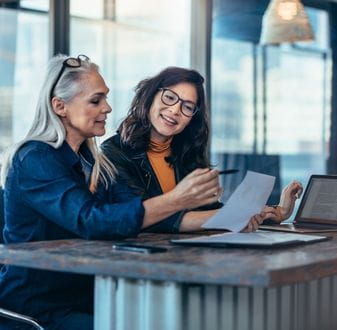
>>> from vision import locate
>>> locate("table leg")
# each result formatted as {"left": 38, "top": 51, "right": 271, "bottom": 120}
{"left": 94, "top": 275, "right": 337, "bottom": 330}
{"left": 94, "top": 275, "right": 116, "bottom": 330}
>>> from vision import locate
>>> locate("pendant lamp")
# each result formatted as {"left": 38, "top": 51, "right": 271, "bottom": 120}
{"left": 260, "top": 0, "right": 314, "bottom": 44}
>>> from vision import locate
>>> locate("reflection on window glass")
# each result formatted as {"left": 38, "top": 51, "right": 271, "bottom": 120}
{"left": 211, "top": 5, "right": 330, "bottom": 210}
{"left": 20, "top": 0, "right": 49, "bottom": 11}
{"left": 0, "top": 7, "right": 48, "bottom": 154}
{"left": 70, "top": 0, "right": 104, "bottom": 19}
{"left": 265, "top": 46, "right": 330, "bottom": 185}
{"left": 211, "top": 39, "right": 254, "bottom": 153}
{"left": 116, "top": 0, "right": 190, "bottom": 33}
{"left": 70, "top": 0, "right": 191, "bottom": 141}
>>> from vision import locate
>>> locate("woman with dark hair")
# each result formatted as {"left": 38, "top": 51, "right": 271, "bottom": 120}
{"left": 101, "top": 67, "right": 302, "bottom": 232}
{"left": 117, "top": 67, "right": 209, "bottom": 173}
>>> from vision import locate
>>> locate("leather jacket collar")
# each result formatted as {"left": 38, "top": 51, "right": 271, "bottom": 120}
{"left": 105, "top": 134, "right": 182, "bottom": 198}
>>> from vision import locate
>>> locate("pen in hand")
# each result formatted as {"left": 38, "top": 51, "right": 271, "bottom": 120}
{"left": 218, "top": 169, "right": 239, "bottom": 175}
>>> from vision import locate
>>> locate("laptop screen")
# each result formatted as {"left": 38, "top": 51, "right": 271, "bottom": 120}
{"left": 296, "top": 175, "right": 337, "bottom": 225}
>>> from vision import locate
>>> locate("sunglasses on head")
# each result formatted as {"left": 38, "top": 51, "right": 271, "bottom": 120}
{"left": 50, "top": 54, "right": 90, "bottom": 99}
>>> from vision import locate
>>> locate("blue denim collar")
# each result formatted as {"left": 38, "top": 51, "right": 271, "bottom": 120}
{"left": 60, "top": 141, "right": 94, "bottom": 168}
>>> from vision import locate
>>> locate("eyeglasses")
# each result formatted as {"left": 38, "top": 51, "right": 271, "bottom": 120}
{"left": 50, "top": 54, "right": 90, "bottom": 99}
{"left": 159, "top": 88, "right": 199, "bottom": 117}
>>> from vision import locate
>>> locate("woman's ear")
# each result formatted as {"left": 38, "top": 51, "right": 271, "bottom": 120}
{"left": 51, "top": 97, "right": 66, "bottom": 117}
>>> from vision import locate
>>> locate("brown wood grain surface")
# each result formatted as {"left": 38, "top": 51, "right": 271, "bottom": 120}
{"left": 0, "top": 232, "right": 336, "bottom": 287}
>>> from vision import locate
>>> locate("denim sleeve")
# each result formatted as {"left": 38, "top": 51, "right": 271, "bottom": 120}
{"left": 143, "top": 211, "right": 185, "bottom": 234}
{"left": 102, "top": 180, "right": 184, "bottom": 234}
{"left": 96, "top": 179, "right": 139, "bottom": 203}
{"left": 16, "top": 148, "right": 144, "bottom": 239}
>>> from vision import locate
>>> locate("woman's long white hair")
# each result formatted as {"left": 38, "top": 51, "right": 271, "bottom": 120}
{"left": 0, "top": 54, "right": 116, "bottom": 192}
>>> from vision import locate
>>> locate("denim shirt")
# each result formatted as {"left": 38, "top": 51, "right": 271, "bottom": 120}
{"left": 0, "top": 140, "right": 144, "bottom": 322}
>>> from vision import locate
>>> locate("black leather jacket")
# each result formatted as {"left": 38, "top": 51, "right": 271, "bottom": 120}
{"left": 101, "top": 133, "right": 222, "bottom": 233}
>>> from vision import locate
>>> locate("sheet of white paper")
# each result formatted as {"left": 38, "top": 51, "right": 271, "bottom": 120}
{"left": 202, "top": 171, "right": 275, "bottom": 232}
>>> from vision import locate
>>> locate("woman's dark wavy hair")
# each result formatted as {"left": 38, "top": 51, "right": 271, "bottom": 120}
{"left": 119, "top": 66, "right": 210, "bottom": 171}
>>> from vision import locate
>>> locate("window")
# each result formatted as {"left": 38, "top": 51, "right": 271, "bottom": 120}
{"left": 70, "top": 0, "right": 191, "bottom": 141}
{"left": 0, "top": 5, "right": 48, "bottom": 153}
{"left": 211, "top": 4, "right": 330, "bottom": 208}
{"left": 0, "top": 0, "right": 192, "bottom": 156}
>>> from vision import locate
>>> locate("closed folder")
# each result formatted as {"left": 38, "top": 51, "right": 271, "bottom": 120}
{"left": 171, "top": 231, "right": 329, "bottom": 248}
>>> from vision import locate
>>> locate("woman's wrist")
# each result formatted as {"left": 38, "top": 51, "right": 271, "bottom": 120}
{"left": 164, "top": 190, "right": 185, "bottom": 212}
{"left": 271, "top": 205, "right": 283, "bottom": 221}
{"left": 179, "top": 210, "right": 217, "bottom": 232}
{"left": 142, "top": 193, "right": 183, "bottom": 228}
{"left": 262, "top": 205, "right": 284, "bottom": 223}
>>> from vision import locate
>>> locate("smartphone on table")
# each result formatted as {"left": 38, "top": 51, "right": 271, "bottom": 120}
{"left": 112, "top": 242, "right": 167, "bottom": 254}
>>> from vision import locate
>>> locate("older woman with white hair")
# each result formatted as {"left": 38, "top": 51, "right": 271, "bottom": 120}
{"left": 0, "top": 54, "right": 282, "bottom": 329}
{"left": 0, "top": 54, "right": 229, "bottom": 329}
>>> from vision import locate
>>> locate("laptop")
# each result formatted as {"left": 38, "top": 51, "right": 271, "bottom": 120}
{"left": 260, "top": 175, "right": 337, "bottom": 233}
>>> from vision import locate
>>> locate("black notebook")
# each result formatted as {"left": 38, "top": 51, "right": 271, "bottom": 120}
{"left": 171, "top": 231, "right": 329, "bottom": 248}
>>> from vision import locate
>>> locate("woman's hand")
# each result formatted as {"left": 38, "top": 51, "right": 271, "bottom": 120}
{"left": 263, "top": 180, "right": 303, "bottom": 223}
{"left": 167, "top": 168, "right": 221, "bottom": 210}
{"left": 241, "top": 213, "right": 267, "bottom": 232}
{"left": 241, "top": 208, "right": 280, "bottom": 232}
{"left": 142, "top": 168, "right": 221, "bottom": 229}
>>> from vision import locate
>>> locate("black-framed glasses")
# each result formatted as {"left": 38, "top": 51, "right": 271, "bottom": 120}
{"left": 50, "top": 54, "right": 90, "bottom": 99}
{"left": 159, "top": 88, "right": 199, "bottom": 117}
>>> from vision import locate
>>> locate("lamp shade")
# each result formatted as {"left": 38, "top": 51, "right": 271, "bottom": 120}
{"left": 260, "top": 0, "right": 314, "bottom": 45}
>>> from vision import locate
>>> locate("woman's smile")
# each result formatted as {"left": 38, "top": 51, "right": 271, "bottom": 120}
{"left": 95, "top": 119, "right": 106, "bottom": 126}
{"left": 160, "top": 113, "right": 178, "bottom": 126}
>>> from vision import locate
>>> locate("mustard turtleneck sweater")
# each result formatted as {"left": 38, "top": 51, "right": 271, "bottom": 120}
{"left": 147, "top": 139, "right": 176, "bottom": 193}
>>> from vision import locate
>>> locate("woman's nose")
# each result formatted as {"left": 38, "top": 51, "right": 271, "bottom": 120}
{"left": 169, "top": 101, "right": 181, "bottom": 115}
{"left": 103, "top": 102, "right": 112, "bottom": 113}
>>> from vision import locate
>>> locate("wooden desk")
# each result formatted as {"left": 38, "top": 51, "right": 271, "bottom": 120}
{"left": 0, "top": 232, "right": 337, "bottom": 330}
